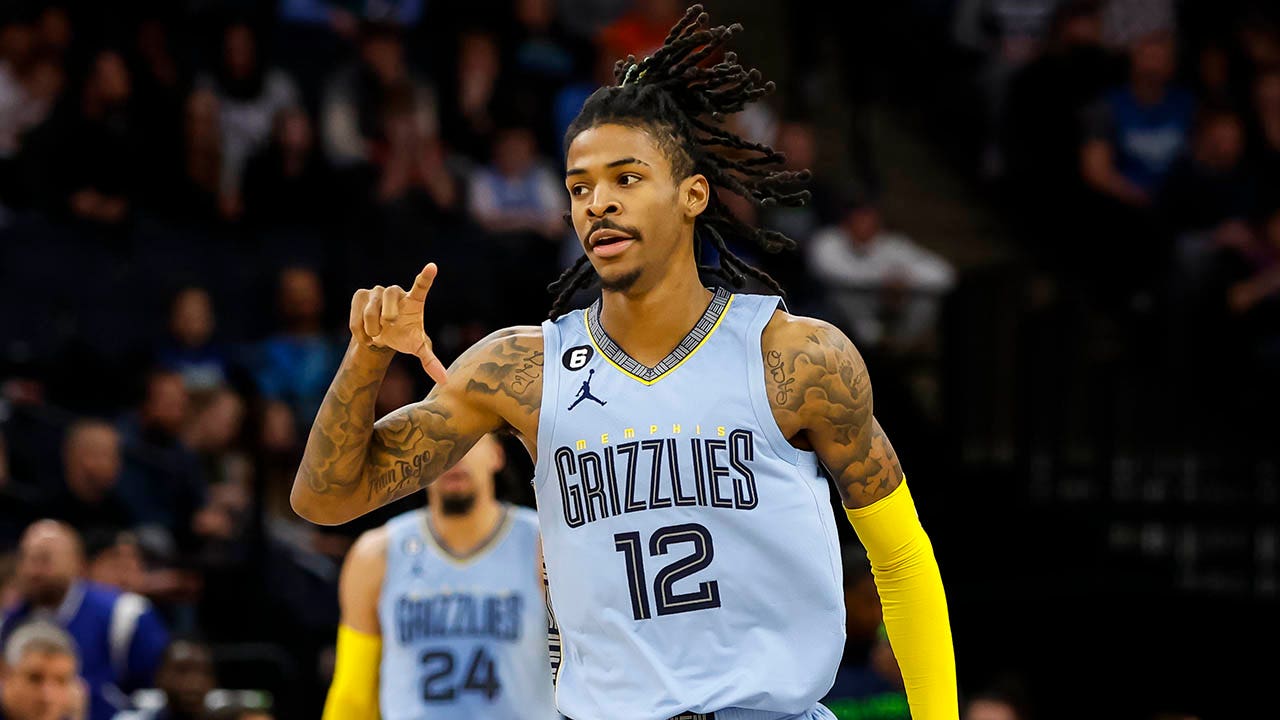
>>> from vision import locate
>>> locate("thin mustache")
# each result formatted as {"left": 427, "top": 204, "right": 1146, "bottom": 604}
{"left": 586, "top": 218, "right": 642, "bottom": 242}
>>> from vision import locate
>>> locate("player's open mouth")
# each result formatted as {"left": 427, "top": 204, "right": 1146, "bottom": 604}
{"left": 590, "top": 231, "right": 636, "bottom": 258}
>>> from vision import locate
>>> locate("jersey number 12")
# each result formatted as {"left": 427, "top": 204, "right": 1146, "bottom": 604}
{"left": 613, "top": 523, "right": 721, "bottom": 620}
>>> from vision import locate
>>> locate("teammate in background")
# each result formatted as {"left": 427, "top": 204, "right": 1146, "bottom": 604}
{"left": 320, "top": 434, "right": 556, "bottom": 720}
{"left": 293, "top": 5, "right": 956, "bottom": 719}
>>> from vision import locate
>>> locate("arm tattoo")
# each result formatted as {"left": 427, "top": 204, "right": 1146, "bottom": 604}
{"left": 363, "top": 402, "right": 468, "bottom": 506}
{"left": 464, "top": 330, "right": 544, "bottom": 421}
{"left": 295, "top": 328, "right": 544, "bottom": 516}
{"left": 361, "top": 329, "right": 545, "bottom": 507}
{"left": 297, "top": 349, "right": 392, "bottom": 498}
{"left": 768, "top": 322, "right": 902, "bottom": 507}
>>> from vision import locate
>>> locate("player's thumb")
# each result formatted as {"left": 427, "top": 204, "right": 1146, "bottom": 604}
{"left": 415, "top": 341, "right": 448, "bottom": 385}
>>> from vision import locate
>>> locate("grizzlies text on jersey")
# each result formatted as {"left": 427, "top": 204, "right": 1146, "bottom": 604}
{"left": 378, "top": 505, "right": 558, "bottom": 719}
{"left": 535, "top": 289, "right": 845, "bottom": 720}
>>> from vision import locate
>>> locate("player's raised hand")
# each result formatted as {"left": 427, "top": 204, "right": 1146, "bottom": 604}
{"left": 348, "top": 263, "right": 448, "bottom": 384}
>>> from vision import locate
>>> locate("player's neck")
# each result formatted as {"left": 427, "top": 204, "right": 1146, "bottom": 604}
{"left": 598, "top": 263, "right": 713, "bottom": 367}
{"left": 429, "top": 497, "right": 504, "bottom": 557}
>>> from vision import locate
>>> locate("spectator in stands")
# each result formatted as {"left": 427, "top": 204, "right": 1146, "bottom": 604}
{"left": 552, "top": 48, "right": 615, "bottom": 157}
{"left": 252, "top": 267, "right": 342, "bottom": 438}
{"left": 467, "top": 124, "right": 563, "bottom": 239}
{"left": 160, "top": 90, "right": 224, "bottom": 224}
{"left": 807, "top": 199, "right": 956, "bottom": 355}
{"left": 115, "top": 371, "right": 204, "bottom": 548}
{"left": 241, "top": 107, "right": 332, "bottom": 229}
{"left": 1, "top": 521, "right": 168, "bottom": 720}
{"left": 1004, "top": 0, "right": 1115, "bottom": 204}
{"left": 44, "top": 422, "right": 134, "bottom": 537}
{"left": 1081, "top": 29, "right": 1194, "bottom": 208}
{"left": 321, "top": 21, "right": 437, "bottom": 169}
{"left": 181, "top": 390, "right": 249, "bottom": 491}
{"left": 38, "top": 49, "right": 137, "bottom": 230}
{"left": 129, "top": 16, "right": 186, "bottom": 203}
{"left": 1226, "top": 206, "right": 1280, "bottom": 324}
{"left": 0, "top": 26, "right": 62, "bottom": 167}
{"left": 760, "top": 120, "right": 838, "bottom": 312}
{"left": 157, "top": 288, "right": 228, "bottom": 396}
{"left": 503, "top": 0, "right": 593, "bottom": 152}
{"left": 198, "top": 21, "right": 300, "bottom": 220}
{"left": 1159, "top": 108, "right": 1255, "bottom": 235}
{"left": 83, "top": 530, "right": 145, "bottom": 597}
{"left": 112, "top": 639, "right": 214, "bottom": 720}
{"left": 440, "top": 29, "right": 505, "bottom": 162}
{"left": 0, "top": 21, "right": 37, "bottom": 157}
{"left": 373, "top": 86, "right": 459, "bottom": 212}
{"left": 0, "top": 621, "right": 85, "bottom": 720}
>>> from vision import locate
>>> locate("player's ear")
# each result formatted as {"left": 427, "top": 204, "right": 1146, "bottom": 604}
{"left": 681, "top": 173, "right": 709, "bottom": 219}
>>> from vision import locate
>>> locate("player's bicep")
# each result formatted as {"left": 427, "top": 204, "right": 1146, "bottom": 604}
{"left": 783, "top": 321, "right": 903, "bottom": 508}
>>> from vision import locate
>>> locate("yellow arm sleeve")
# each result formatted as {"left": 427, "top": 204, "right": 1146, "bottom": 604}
{"left": 845, "top": 478, "right": 958, "bottom": 720}
{"left": 322, "top": 625, "right": 382, "bottom": 720}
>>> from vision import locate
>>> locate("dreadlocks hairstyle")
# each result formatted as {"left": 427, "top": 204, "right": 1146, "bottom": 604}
{"left": 548, "top": 4, "right": 811, "bottom": 318}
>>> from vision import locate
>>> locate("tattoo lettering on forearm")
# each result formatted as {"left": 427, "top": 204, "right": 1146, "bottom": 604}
{"left": 367, "top": 450, "right": 432, "bottom": 501}
{"left": 363, "top": 403, "right": 467, "bottom": 505}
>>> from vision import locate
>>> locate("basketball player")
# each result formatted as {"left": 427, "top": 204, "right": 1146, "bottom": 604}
{"left": 293, "top": 6, "right": 956, "bottom": 719}
{"left": 320, "top": 434, "right": 556, "bottom": 719}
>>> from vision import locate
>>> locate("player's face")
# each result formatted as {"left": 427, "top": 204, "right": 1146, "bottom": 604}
{"left": 430, "top": 435, "right": 503, "bottom": 514}
{"left": 565, "top": 123, "right": 707, "bottom": 293}
{"left": 0, "top": 651, "right": 78, "bottom": 720}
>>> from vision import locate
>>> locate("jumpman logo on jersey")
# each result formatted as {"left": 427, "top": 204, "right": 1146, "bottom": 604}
{"left": 568, "top": 369, "right": 607, "bottom": 411}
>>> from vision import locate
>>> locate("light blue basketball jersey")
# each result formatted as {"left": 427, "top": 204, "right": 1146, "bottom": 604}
{"left": 378, "top": 505, "right": 558, "bottom": 720}
{"left": 534, "top": 288, "right": 846, "bottom": 720}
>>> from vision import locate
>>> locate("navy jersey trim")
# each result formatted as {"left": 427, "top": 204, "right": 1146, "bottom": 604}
{"left": 420, "top": 504, "right": 513, "bottom": 565}
{"left": 585, "top": 287, "right": 732, "bottom": 385}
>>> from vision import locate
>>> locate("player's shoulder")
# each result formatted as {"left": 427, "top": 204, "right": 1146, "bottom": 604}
{"left": 451, "top": 325, "right": 544, "bottom": 373}
{"left": 505, "top": 503, "right": 540, "bottom": 531}
{"left": 348, "top": 524, "right": 392, "bottom": 565}
{"left": 761, "top": 308, "right": 858, "bottom": 358}
{"left": 472, "top": 325, "right": 544, "bottom": 356}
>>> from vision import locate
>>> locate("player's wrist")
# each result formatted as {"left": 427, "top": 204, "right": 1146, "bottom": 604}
{"left": 346, "top": 337, "right": 397, "bottom": 369}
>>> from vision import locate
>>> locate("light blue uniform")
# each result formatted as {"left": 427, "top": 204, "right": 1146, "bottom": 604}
{"left": 378, "top": 505, "right": 558, "bottom": 720}
{"left": 535, "top": 288, "right": 844, "bottom": 720}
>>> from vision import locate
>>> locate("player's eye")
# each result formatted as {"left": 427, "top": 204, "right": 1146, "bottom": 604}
{"left": 570, "top": 184, "right": 590, "bottom": 197}
{"left": 618, "top": 173, "right": 641, "bottom": 187}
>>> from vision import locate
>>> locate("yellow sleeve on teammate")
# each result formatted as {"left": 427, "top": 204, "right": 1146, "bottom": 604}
{"left": 322, "top": 625, "right": 382, "bottom": 720}
{"left": 845, "top": 478, "right": 958, "bottom": 720}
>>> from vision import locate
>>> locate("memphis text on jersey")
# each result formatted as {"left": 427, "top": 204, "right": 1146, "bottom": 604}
{"left": 554, "top": 424, "right": 759, "bottom": 529}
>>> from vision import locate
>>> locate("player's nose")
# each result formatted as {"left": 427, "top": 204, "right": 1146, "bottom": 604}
{"left": 586, "top": 192, "right": 621, "bottom": 218}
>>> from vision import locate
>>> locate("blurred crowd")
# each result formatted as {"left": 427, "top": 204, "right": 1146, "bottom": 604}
{"left": 2, "top": 0, "right": 1272, "bottom": 718}
{"left": 987, "top": 0, "right": 1280, "bottom": 456}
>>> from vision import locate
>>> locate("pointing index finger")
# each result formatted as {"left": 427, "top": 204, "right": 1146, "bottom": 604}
{"left": 407, "top": 263, "right": 438, "bottom": 302}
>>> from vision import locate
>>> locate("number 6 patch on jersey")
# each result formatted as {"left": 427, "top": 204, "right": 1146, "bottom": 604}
{"left": 562, "top": 345, "right": 593, "bottom": 370}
